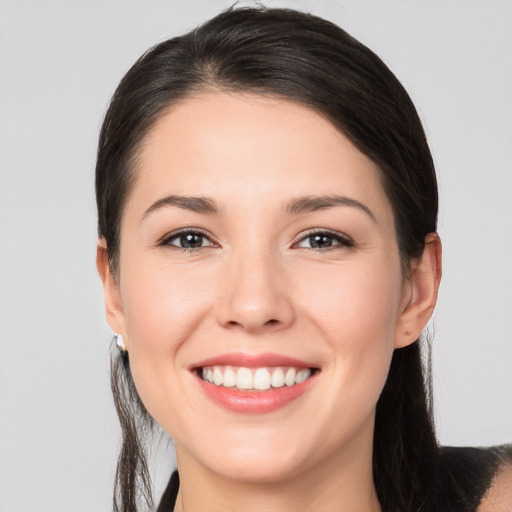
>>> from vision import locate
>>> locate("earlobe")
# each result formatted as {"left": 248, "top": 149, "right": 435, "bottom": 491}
{"left": 96, "top": 239, "right": 127, "bottom": 340}
{"left": 395, "top": 233, "right": 442, "bottom": 349}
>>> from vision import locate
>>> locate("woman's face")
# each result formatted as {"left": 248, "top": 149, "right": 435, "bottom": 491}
{"left": 103, "top": 92, "right": 418, "bottom": 483}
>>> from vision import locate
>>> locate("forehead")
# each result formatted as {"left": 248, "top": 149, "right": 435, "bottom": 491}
{"left": 129, "top": 91, "right": 392, "bottom": 222}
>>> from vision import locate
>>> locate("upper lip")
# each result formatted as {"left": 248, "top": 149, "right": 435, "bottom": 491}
{"left": 191, "top": 352, "right": 318, "bottom": 370}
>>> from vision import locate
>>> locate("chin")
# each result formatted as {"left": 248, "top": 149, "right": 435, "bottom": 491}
{"left": 171, "top": 420, "right": 312, "bottom": 484}
{"left": 207, "top": 451, "right": 310, "bottom": 485}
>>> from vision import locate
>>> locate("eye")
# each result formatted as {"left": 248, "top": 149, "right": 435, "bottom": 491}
{"left": 296, "top": 231, "right": 353, "bottom": 250}
{"left": 162, "top": 230, "right": 215, "bottom": 250}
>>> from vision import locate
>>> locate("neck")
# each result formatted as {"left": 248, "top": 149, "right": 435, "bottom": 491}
{"left": 173, "top": 425, "right": 381, "bottom": 512}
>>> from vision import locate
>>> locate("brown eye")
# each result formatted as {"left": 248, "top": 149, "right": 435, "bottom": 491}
{"left": 165, "top": 230, "right": 214, "bottom": 249}
{"left": 308, "top": 234, "right": 334, "bottom": 249}
{"left": 296, "top": 231, "right": 353, "bottom": 250}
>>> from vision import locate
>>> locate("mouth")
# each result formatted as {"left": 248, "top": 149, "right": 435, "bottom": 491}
{"left": 191, "top": 353, "right": 319, "bottom": 413}
{"left": 197, "top": 365, "right": 317, "bottom": 391}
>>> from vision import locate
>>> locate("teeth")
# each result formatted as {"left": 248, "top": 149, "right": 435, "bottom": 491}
{"left": 253, "top": 368, "right": 271, "bottom": 390}
{"left": 295, "top": 368, "right": 311, "bottom": 384}
{"left": 200, "top": 365, "right": 313, "bottom": 390}
{"left": 213, "top": 367, "right": 223, "bottom": 386}
{"left": 285, "top": 368, "right": 296, "bottom": 386}
{"left": 236, "top": 367, "right": 253, "bottom": 390}
{"left": 223, "top": 367, "right": 236, "bottom": 387}
{"left": 271, "top": 368, "right": 285, "bottom": 388}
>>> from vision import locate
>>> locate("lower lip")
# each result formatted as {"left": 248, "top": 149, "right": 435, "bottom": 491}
{"left": 196, "top": 373, "right": 316, "bottom": 414}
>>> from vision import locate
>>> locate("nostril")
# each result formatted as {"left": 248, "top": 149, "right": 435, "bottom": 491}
{"left": 224, "top": 317, "right": 280, "bottom": 331}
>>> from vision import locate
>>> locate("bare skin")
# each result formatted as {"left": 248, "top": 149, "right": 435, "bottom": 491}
{"left": 98, "top": 92, "right": 442, "bottom": 512}
{"left": 478, "top": 461, "right": 512, "bottom": 512}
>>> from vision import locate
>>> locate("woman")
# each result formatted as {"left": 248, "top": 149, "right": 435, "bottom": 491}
{"left": 95, "top": 7, "right": 511, "bottom": 512}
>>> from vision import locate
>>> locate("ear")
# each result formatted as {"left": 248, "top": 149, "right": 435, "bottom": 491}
{"left": 96, "top": 239, "right": 127, "bottom": 343}
{"left": 394, "top": 233, "right": 442, "bottom": 349}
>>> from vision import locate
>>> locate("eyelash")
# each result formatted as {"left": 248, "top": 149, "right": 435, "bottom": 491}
{"left": 293, "top": 229, "right": 354, "bottom": 251}
{"left": 159, "top": 228, "right": 354, "bottom": 252}
{"left": 159, "top": 229, "right": 217, "bottom": 251}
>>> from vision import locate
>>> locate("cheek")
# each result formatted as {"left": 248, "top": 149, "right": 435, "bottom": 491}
{"left": 298, "top": 260, "right": 402, "bottom": 414}
{"left": 122, "top": 257, "right": 213, "bottom": 344}
{"left": 299, "top": 257, "right": 403, "bottom": 344}
{"left": 119, "top": 259, "right": 215, "bottom": 407}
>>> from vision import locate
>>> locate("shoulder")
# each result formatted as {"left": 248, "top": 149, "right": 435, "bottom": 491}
{"left": 477, "top": 458, "right": 512, "bottom": 512}
{"left": 439, "top": 445, "right": 512, "bottom": 511}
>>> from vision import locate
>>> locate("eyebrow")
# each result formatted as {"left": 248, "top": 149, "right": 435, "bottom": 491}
{"left": 142, "top": 195, "right": 219, "bottom": 220}
{"left": 285, "top": 195, "right": 376, "bottom": 222}
{"left": 142, "top": 193, "right": 375, "bottom": 222}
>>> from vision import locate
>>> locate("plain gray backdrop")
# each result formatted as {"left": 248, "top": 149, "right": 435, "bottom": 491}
{"left": 0, "top": 1, "right": 511, "bottom": 510}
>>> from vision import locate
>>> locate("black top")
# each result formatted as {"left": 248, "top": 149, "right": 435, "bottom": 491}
{"left": 156, "top": 445, "right": 512, "bottom": 512}
{"left": 157, "top": 470, "right": 180, "bottom": 512}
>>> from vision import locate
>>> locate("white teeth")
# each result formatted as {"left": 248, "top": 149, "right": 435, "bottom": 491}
{"left": 271, "top": 368, "right": 285, "bottom": 388}
{"left": 295, "top": 368, "right": 311, "bottom": 384}
{"left": 213, "top": 367, "right": 223, "bottom": 386}
{"left": 223, "top": 367, "right": 236, "bottom": 387}
{"left": 285, "top": 368, "right": 296, "bottom": 386}
{"left": 200, "top": 365, "right": 313, "bottom": 390}
{"left": 236, "top": 367, "right": 253, "bottom": 390}
{"left": 253, "top": 368, "right": 271, "bottom": 390}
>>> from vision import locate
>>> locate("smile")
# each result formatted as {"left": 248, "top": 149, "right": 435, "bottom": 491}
{"left": 192, "top": 353, "right": 319, "bottom": 413}
{"left": 200, "top": 365, "right": 313, "bottom": 391}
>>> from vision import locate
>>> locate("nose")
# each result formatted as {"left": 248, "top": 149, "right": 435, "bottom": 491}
{"left": 215, "top": 249, "right": 295, "bottom": 334}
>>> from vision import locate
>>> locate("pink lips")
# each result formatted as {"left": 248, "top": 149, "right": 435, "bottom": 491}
{"left": 191, "top": 352, "right": 318, "bottom": 414}
{"left": 192, "top": 352, "right": 316, "bottom": 369}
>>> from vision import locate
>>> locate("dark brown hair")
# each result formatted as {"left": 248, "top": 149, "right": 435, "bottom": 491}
{"left": 96, "top": 7, "right": 499, "bottom": 511}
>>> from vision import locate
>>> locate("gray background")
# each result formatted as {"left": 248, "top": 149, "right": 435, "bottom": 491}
{"left": 0, "top": 1, "right": 510, "bottom": 510}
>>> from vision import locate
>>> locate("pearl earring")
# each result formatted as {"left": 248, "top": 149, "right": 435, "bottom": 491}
{"left": 114, "top": 332, "right": 126, "bottom": 352}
